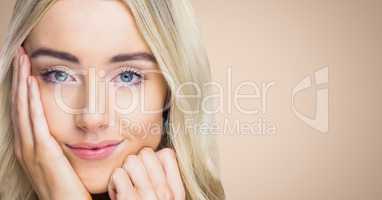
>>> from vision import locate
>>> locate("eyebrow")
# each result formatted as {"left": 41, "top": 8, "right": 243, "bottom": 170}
{"left": 30, "top": 47, "right": 157, "bottom": 64}
{"left": 31, "top": 48, "right": 79, "bottom": 63}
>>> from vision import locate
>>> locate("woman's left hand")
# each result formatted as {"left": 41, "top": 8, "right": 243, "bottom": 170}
{"left": 108, "top": 147, "right": 186, "bottom": 200}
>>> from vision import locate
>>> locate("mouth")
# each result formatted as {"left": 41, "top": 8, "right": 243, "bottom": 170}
{"left": 66, "top": 140, "right": 123, "bottom": 160}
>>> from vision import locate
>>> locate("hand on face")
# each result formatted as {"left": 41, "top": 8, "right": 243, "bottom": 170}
{"left": 11, "top": 46, "right": 92, "bottom": 200}
{"left": 108, "top": 147, "right": 186, "bottom": 200}
{"left": 11, "top": 46, "right": 185, "bottom": 200}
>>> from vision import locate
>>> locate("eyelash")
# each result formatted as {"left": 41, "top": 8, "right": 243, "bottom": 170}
{"left": 40, "top": 66, "right": 77, "bottom": 84}
{"left": 112, "top": 66, "right": 144, "bottom": 86}
{"left": 39, "top": 65, "right": 144, "bottom": 86}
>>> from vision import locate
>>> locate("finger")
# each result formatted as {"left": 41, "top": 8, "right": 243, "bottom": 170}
{"left": 11, "top": 46, "right": 25, "bottom": 103}
{"left": 28, "top": 77, "right": 86, "bottom": 192}
{"left": 16, "top": 52, "right": 34, "bottom": 154}
{"left": 123, "top": 155, "right": 157, "bottom": 199}
{"left": 10, "top": 48, "right": 28, "bottom": 180}
{"left": 107, "top": 177, "right": 117, "bottom": 200}
{"left": 11, "top": 47, "right": 23, "bottom": 159}
{"left": 157, "top": 148, "right": 186, "bottom": 200}
{"left": 139, "top": 147, "right": 173, "bottom": 199}
{"left": 109, "top": 167, "right": 137, "bottom": 200}
{"left": 28, "top": 76, "right": 61, "bottom": 154}
{"left": 11, "top": 50, "right": 21, "bottom": 160}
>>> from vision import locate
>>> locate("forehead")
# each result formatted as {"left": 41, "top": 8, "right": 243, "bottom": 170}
{"left": 26, "top": 0, "right": 151, "bottom": 65}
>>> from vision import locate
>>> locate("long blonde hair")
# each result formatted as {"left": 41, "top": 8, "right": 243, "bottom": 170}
{"left": 0, "top": 0, "right": 225, "bottom": 199}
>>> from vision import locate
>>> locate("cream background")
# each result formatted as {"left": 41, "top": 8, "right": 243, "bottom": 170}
{"left": 1, "top": 0, "right": 381, "bottom": 199}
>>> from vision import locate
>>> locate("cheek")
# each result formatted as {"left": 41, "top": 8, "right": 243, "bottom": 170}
{"left": 115, "top": 81, "right": 167, "bottom": 149}
{"left": 114, "top": 75, "right": 167, "bottom": 112}
{"left": 118, "top": 116, "right": 163, "bottom": 153}
{"left": 37, "top": 81, "right": 77, "bottom": 140}
{"left": 116, "top": 85, "right": 165, "bottom": 148}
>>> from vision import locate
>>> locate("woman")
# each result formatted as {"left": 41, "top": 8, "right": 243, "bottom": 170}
{"left": 0, "top": 0, "right": 225, "bottom": 199}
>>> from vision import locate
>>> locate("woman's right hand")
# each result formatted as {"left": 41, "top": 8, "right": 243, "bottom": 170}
{"left": 11, "top": 46, "right": 92, "bottom": 200}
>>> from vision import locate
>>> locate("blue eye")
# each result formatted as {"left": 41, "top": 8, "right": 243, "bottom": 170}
{"left": 54, "top": 71, "right": 69, "bottom": 81}
{"left": 41, "top": 69, "right": 76, "bottom": 84}
{"left": 120, "top": 71, "right": 133, "bottom": 82}
{"left": 113, "top": 69, "right": 143, "bottom": 86}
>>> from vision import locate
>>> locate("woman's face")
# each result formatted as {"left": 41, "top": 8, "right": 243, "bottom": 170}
{"left": 23, "top": 0, "right": 167, "bottom": 193}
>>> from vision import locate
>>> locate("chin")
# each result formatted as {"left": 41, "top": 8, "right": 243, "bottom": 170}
{"left": 62, "top": 143, "right": 128, "bottom": 194}
{"left": 80, "top": 170, "right": 111, "bottom": 194}
{"left": 71, "top": 162, "right": 116, "bottom": 194}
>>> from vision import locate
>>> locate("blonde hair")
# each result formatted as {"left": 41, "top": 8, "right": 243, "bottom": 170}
{"left": 0, "top": 0, "right": 225, "bottom": 199}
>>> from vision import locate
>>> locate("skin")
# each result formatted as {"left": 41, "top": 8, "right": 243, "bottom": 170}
{"left": 11, "top": 0, "right": 185, "bottom": 199}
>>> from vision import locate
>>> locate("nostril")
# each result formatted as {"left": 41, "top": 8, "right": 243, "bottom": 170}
{"left": 74, "top": 113, "right": 109, "bottom": 132}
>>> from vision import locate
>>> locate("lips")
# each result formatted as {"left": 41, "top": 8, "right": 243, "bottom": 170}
{"left": 66, "top": 140, "right": 123, "bottom": 160}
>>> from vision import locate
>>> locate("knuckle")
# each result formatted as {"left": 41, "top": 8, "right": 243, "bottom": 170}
{"left": 15, "top": 94, "right": 21, "bottom": 103}
{"left": 10, "top": 115, "right": 17, "bottom": 127}
{"left": 34, "top": 146, "right": 44, "bottom": 158}
{"left": 12, "top": 57, "right": 17, "bottom": 67}
{"left": 19, "top": 143, "right": 33, "bottom": 160}
{"left": 11, "top": 96, "right": 17, "bottom": 107}
{"left": 19, "top": 150, "right": 30, "bottom": 165}
{"left": 33, "top": 153, "right": 44, "bottom": 166}
{"left": 123, "top": 155, "right": 139, "bottom": 170}
{"left": 14, "top": 102, "right": 21, "bottom": 114}
{"left": 16, "top": 101, "right": 26, "bottom": 114}
{"left": 13, "top": 146, "right": 22, "bottom": 161}
{"left": 112, "top": 167, "right": 124, "bottom": 179}
{"left": 17, "top": 90, "right": 27, "bottom": 102}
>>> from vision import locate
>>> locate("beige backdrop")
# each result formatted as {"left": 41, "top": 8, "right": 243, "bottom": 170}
{"left": 1, "top": 0, "right": 381, "bottom": 200}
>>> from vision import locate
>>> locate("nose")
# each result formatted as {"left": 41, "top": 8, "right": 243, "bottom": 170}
{"left": 74, "top": 67, "right": 109, "bottom": 133}
{"left": 75, "top": 112, "right": 109, "bottom": 133}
